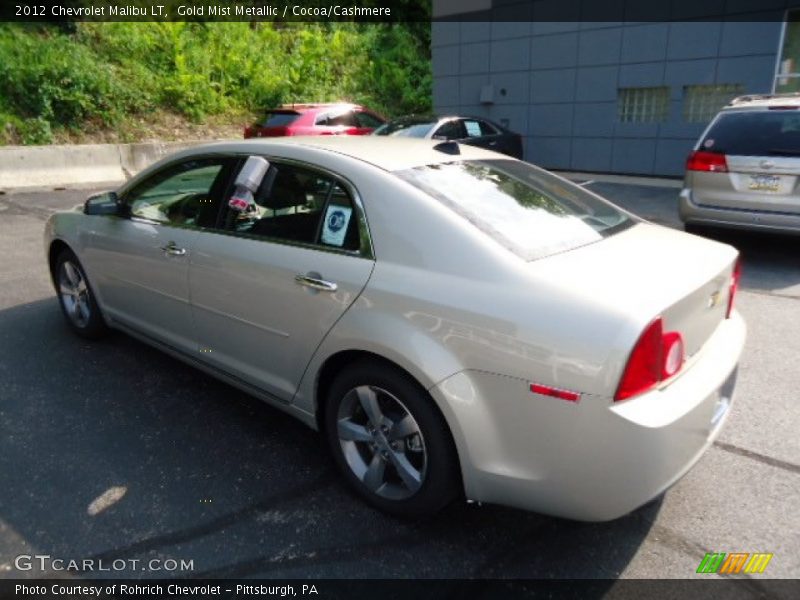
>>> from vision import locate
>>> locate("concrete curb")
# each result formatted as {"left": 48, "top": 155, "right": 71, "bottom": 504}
{"left": 0, "top": 140, "right": 211, "bottom": 190}
{"left": 0, "top": 140, "right": 686, "bottom": 192}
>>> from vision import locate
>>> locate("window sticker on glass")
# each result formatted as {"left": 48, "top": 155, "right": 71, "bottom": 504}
{"left": 464, "top": 121, "right": 481, "bottom": 137}
{"left": 322, "top": 204, "right": 352, "bottom": 247}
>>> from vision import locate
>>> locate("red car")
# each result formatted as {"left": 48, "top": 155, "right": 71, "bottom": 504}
{"left": 244, "top": 103, "right": 386, "bottom": 138}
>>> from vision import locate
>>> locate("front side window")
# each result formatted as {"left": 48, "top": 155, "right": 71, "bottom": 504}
{"left": 125, "top": 159, "right": 231, "bottom": 227}
{"left": 226, "top": 163, "right": 361, "bottom": 252}
{"left": 395, "top": 160, "right": 633, "bottom": 261}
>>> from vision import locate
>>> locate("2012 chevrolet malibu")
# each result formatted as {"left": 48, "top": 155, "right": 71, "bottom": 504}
{"left": 44, "top": 137, "right": 745, "bottom": 521}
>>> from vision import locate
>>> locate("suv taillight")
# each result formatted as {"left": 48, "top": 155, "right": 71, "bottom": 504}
{"left": 615, "top": 317, "right": 685, "bottom": 401}
{"left": 726, "top": 258, "right": 742, "bottom": 319}
{"left": 686, "top": 150, "right": 728, "bottom": 173}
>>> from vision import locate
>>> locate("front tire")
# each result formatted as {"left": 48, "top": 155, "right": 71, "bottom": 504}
{"left": 53, "top": 249, "right": 109, "bottom": 339}
{"left": 324, "top": 361, "right": 461, "bottom": 517}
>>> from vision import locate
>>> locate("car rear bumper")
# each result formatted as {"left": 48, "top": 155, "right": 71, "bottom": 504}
{"left": 679, "top": 188, "right": 800, "bottom": 234}
{"left": 431, "top": 312, "right": 746, "bottom": 521}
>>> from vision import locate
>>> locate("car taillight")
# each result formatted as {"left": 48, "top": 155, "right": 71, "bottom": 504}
{"left": 661, "top": 332, "right": 684, "bottom": 379}
{"left": 243, "top": 126, "right": 252, "bottom": 138}
{"left": 615, "top": 317, "right": 685, "bottom": 401}
{"left": 686, "top": 150, "right": 728, "bottom": 173}
{"left": 726, "top": 258, "right": 742, "bottom": 319}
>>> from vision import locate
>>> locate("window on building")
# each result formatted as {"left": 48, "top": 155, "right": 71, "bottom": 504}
{"left": 617, "top": 87, "right": 670, "bottom": 123}
{"left": 683, "top": 84, "right": 745, "bottom": 123}
{"left": 776, "top": 10, "right": 800, "bottom": 93}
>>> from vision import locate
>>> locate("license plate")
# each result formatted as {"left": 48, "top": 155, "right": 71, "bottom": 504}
{"left": 748, "top": 174, "right": 780, "bottom": 192}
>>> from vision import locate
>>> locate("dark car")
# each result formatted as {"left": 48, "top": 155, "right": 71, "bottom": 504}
{"left": 244, "top": 103, "right": 386, "bottom": 138}
{"left": 373, "top": 115, "right": 524, "bottom": 159}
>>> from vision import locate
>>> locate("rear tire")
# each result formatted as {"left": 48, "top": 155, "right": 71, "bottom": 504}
{"left": 53, "top": 249, "right": 109, "bottom": 339}
{"left": 324, "top": 360, "right": 461, "bottom": 517}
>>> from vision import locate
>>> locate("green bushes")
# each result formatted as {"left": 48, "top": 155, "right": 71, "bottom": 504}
{"left": 0, "top": 22, "right": 432, "bottom": 144}
{"left": 0, "top": 27, "right": 147, "bottom": 130}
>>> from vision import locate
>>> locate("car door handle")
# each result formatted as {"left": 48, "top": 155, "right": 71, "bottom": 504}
{"left": 295, "top": 274, "right": 338, "bottom": 292}
{"left": 160, "top": 242, "right": 187, "bottom": 256}
{"left": 488, "top": 140, "right": 498, "bottom": 146}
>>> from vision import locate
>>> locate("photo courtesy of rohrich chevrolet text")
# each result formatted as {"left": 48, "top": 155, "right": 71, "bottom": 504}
{"left": 0, "top": 0, "right": 798, "bottom": 598}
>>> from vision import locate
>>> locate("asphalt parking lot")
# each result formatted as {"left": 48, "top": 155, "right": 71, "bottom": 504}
{"left": 0, "top": 180, "right": 798, "bottom": 581}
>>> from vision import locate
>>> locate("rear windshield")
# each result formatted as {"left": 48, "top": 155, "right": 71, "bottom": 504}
{"left": 256, "top": 111, "right": 300, "bottom": 127}
{"left": 702, "top": 110, "right": 800, "bottom": 157}
{"left": 395, "top": 160, "right": 633, "bottom": 261}
{"left": 373, "top": 121, "right": 436, "bottom": 138}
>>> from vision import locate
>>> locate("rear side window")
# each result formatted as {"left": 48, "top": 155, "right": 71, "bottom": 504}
{"left": 395, "top": 160, "right": 633, "bottom": 261}
{"left": 316, "top": 110, "right": 357, "bottom": 127}
{"left": 373, "top": 121, "right": 435, "bottom": 137}
{"left": 479, "top": 120, "right": 499, "bottom": 135}
{"left": 226, "top": 163, "right": 361, "bottom": 252}
{"left": 433, "top": 120, "right": 466, "bottom": 140}
{"left": 355, "top": 111, "right": 385, "bottom": 128}
{"left": 257, "top": 112, "right": 300, "bottom": 127}
{"left": 701, "top": 110, "right": 800, "bottom": 157}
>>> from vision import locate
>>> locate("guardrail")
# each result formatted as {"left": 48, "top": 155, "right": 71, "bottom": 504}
{"left": 0, "top": 140, "right": 210, "bottom": 189}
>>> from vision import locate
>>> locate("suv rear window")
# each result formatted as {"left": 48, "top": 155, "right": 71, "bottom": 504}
{"left": 256, "top": 112, "right": 300, "bottom": 127}
{"left": 396, "top": 160, "right": 633, "bottom": 261}
{"left": 702, "top": 110, "right": 800, "bottom": 157}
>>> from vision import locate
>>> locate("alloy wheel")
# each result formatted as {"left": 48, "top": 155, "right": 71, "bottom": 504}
{"left": 336, "top": 385, "right": 427, "bottom": 500}
{"left": 59, "top": 260, "right": 91, "bottom": 328}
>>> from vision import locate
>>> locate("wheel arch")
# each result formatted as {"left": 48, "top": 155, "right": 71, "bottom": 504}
{"left": 313, "top": 348, "right": 465, "bottom": 495}
{"left": 47, "top": 239, "right": 73, "bottom": 288}
{"left": 314, "top": 350, "right": 422, "bottom": 432}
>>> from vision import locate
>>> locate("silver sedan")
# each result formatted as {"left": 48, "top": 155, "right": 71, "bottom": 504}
{"left": 44, "top": 137, "right": 745, "bottom": 521}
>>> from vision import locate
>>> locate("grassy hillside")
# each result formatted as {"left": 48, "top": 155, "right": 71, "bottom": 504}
{"left": 0, "top": 22, "right": 431, "bottom": 145}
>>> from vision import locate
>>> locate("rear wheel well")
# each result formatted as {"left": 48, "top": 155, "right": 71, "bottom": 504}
{"left": 314, "top": 351, "right": 446, "bottom": 434}
{"left": 315, "top": 349, "right": 465, "bottom": 500}
{"left": 315, "top": 351, "right": 393, "bottom": 431}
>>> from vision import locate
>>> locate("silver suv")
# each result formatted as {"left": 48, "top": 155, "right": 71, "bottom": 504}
{"left": 679, "top": 93, "right": 800, "bottom": 234}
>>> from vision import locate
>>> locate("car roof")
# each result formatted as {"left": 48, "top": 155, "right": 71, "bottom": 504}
{"left": 724, "top": 93, "right": 800, "bottom": 111}
{"left": 387, "top": 114, "right": 500, "bottom": 124}
{"left": 270, "top": 103, "right": 364, "bottom": 114}
{"left": 167, "top": 136, "right": 506, "bottom": 172}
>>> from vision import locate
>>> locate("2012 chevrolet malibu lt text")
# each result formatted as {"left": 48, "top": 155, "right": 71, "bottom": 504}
{"left": 44, "top": 137, "right": 745, "bottom": 521}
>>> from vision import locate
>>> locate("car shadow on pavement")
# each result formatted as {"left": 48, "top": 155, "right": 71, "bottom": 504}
{"left": 0, "top": 298, "right": 658, "bottom": 580}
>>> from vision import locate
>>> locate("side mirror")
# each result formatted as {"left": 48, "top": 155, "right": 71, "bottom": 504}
{"left": 84, "top": 192, "right": 120, "bottom": 216}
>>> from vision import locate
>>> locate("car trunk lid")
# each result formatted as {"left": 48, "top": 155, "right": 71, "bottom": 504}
{"left": 527, "top": 223, "right": 738, "bottom": 359}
